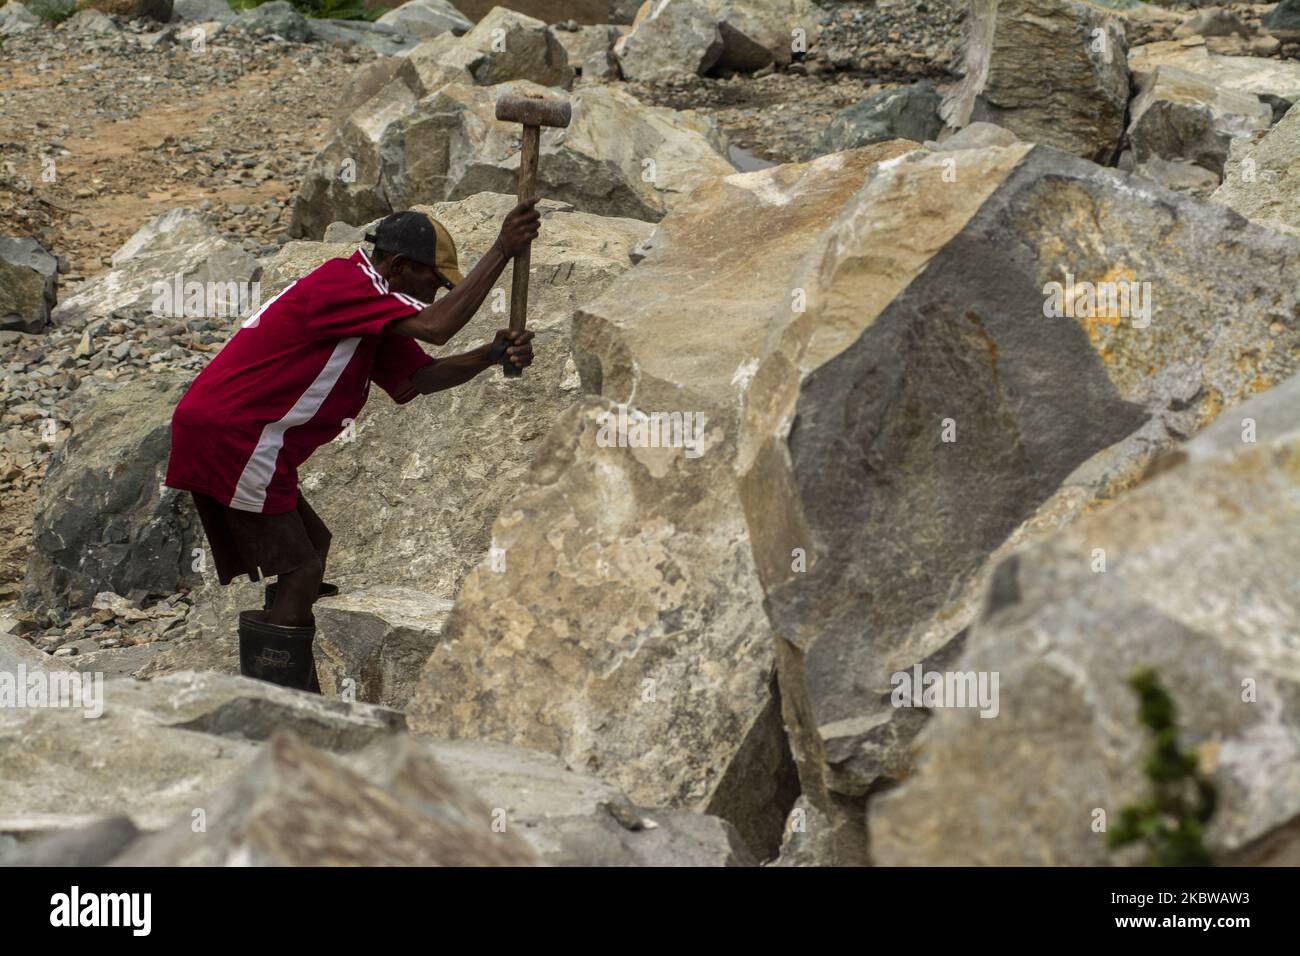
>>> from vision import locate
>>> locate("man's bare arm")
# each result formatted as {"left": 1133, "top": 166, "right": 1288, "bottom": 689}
{"left": 410, "top": 346, "right": 495, "bottom": 394}
{"left": 389, "top": 242, "right": 509, "bottom": 346}
{"left": 389, "top": 198, "right": 540, "bottom": 346}
{"left": 409, "top": 329, "right": 536, "bottom": 394}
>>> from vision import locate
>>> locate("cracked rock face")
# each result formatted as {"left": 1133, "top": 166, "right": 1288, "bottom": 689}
{"left": 407, "top": 148, "right": 912, "bottom": 860}
{"left": 1126, "top": 65, "right": 1271, "bottom": 177}
{"left": 941, "top": 0, "right": 1130, "bottom": 163}
{"left": 869, "top": 372, "right": 1300, "bottom": 866}
{"left": 1214, "top": 101, "right": 1300, "bottom": 237}
{"left": 736, "top": 142, "right": 1300, "bottom": 862}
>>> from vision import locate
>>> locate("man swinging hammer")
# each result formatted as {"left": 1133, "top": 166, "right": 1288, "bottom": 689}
{"left": 163, "top": 201, "right": 541, "bottom": 692}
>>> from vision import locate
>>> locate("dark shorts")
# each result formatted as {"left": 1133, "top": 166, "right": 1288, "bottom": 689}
{"left": 190, "top": 491, "right": 331, "bottom": 586}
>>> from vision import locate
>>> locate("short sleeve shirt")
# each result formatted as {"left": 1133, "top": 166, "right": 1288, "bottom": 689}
{"left": 164, "top": 248, "right": 434, "bottom": 514}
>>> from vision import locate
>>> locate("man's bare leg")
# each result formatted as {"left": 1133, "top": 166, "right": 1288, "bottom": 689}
{"left": 267, "top": 553, "right": 322, "bottom": 627}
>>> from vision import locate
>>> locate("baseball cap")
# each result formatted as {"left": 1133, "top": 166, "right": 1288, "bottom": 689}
{"left": 364, "top": 210, "right": 465, "bottom": 289}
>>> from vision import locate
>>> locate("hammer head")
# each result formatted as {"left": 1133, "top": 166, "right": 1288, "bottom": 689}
{"left": 495, "top": 92, "right": 572, "bottom": 129}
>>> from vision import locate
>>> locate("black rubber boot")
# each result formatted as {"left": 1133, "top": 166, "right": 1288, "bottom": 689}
{"left": 263, "top": 580, "right": 339, "bottom": 611}
{"left": 237, "top": 609, "right": 321, "bottom": 693}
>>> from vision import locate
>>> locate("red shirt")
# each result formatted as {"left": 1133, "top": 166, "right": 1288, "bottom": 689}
{"left": 165, "top": 249, "right": 434, "bottom": 514}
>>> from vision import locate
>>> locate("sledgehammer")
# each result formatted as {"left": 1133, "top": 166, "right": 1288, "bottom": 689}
{"left": 494, "top": 91, "right": 572, "bottom": 377}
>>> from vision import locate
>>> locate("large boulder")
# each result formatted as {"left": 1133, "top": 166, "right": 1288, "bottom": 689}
{"left": 1263, "top": 0, "right": 1300, "bottom": 41}
{"left": 376, "top": 0, "right": 472, "bottom": 38}
{"left": 940, "top": 0, "right": 1130, "bottom": 163}
{"left": 551, "top": 22, "right": 625, "bottom": 68}
{"left": 1125, "top": 65, "right": 1271, "bottom": 176}
{"left": 0, "top": 237, "right": 58, "bottom": 333}
{"left": 701, "top": 0, "right": 821, "bottom": 73}
{"left": 1213, "top": 101, "right": 1300, "bottom": 236}
{"left": 180, "top": 192, "right": 651, "bottom": 647}
{"left": 406, "top": 145, "right": 916, "bottom": 861}
{"left": 312, "top": 587, "right": 455, "bottom": 709}
{"left": 1128, "top": 39, "right": 1300, "bottom": 104}
{"left": 379, "top": 738, "right": 757, "bottom": 865}
{"left": 0, "top": 671, "right": 404, "bottom": 838}
{"left": 229, "top": 0, "right": 308, "bottom": 42}
{"left": 50, "top": 208, "right": 258, "bottom": 327}
{"left": 20, "top": 373, "right": 205, "bottom": 615}
{"left": 614, "top": 0, "right": 819, "bottom": 77}
{"left": 290, "top": 81, "right": 731, "bottom": 238}
{"left": 0, "top": 1, "right": 39, "bottom": 33}
{"left": 870, "top": 373, "right": 1300, "bottom": 865}
{"left": 396, "top": 5, "right": 573, "bottom": 90}
{"left": 615, "top": 0, "right": 724, "bottom": 80}
{"left": 305, "top": 19, "right": 419, "bottom": 57}
{"left": 735, "top": 141, "right": 1300, "bottom": 863}
{"left": 819, "top": 82, "right": 943, "bottom": 153}
{"left": 110, "top": 730, "right": 542, "bottom": 866}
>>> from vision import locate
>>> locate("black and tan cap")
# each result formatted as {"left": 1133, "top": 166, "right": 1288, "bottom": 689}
{"left": 365, "top": 210, "right": 465, "bottom": 289}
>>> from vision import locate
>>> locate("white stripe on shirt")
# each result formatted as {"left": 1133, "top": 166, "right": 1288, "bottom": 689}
{"left": 228, "top": 336, "right": 362, "bottom": 512}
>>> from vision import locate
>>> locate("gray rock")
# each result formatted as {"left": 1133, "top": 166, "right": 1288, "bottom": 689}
{"left": 50, "top": 207, "right": 258, "bottom": 327}
{"left": 1126, "top": 65, "right": 1271, "bottom": 175}
{"left": 942, "top": 0, "right": 1129, "bottom": 163}
{"left": 1213, "top": 100, "right": 1300, "bottom": 236}
{"left": 1, "top": 631, "right": 49, "bottom": 673}
{"left": 609, "top": 0, "right": 642, "bottom": 24}
{"left": 930, "top": 120, "right": 1020, "bottom": 151}
{"left": 355, "top": 736, "right": 758, "bottom": 865}
{"left": 376, "top": 0, "right": 471, "bottom": 39}
{"left": 582, "top": 48, "right": 620, "bottom": 79}
{"left": 701, "top": 0, "right": 822, "bottom": 73}
{"left": 551, "top": 22, "right": 623, "bottom": 66}
{"left": 20, "top": 374, "right": 204, "bottom": 615}
{"left": 0, "top": 671, "right": 405, "bottom": 837}
{"left": 616, "top": 0, "right": 723, "bottom": 81}
{"left": 736, "top": 142, "right": 1300, "bottom": 863}
{"left": 1130, "top": 155, "right": 1221, "bottom": 195}
{"left": 1128, "top": 39, "right": 1300, "bottom": 103}
{"left": 1, "top": 816, "right": 140, "bottom": 866}
{"left": 290, "top": 82, "right": 730, "bottom": 236}
{"left": 109, "top": 730, "right": 541, "bottom": 865}
{"left": 870, "top": 371, "right": 1300, "bottom": 865}
{"left": 1174, "top": 7, "right": 1250, "bottom": 39}
{"left": 1264, "top": 0, "right": 1300, "bottom": 41}
{"left": 230, "top": 0, "right": 308, "bottom": 42}
{"left": 0, "top": 237, "right": 58, "bottom": 333}
{"left": 819, "top": 82, "right": 943, "bottom": 152}
{"left": 312, "top": 586, "right": 454, "bottom": 710}
{"left": 305, "top": 18, "right": 417, "bottom": 57}
{"left": 767, "top": 796, "right": 834, "bottom": 867}
{"left": 62, "top": 7, "right": 116, "bottom": 33}
{"left": 0, "top": 1, "right": 38, "bottom": 36}
{"left": 402, "top": 6, "right": 574, "bottom": 89}
{"left": 171, "top": 0, "right": 232, "bottom": 21}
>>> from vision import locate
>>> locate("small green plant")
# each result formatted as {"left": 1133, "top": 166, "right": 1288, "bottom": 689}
{"left": 1108, "top": 668, "right": 1217, "bottom": 866}
{"left": 30, "top": 0, "right": 78, "bottom": 22}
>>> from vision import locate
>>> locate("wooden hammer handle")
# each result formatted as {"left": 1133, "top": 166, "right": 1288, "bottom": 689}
{"left": 509, "top": 124, "right": 540, "bottom": 337}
